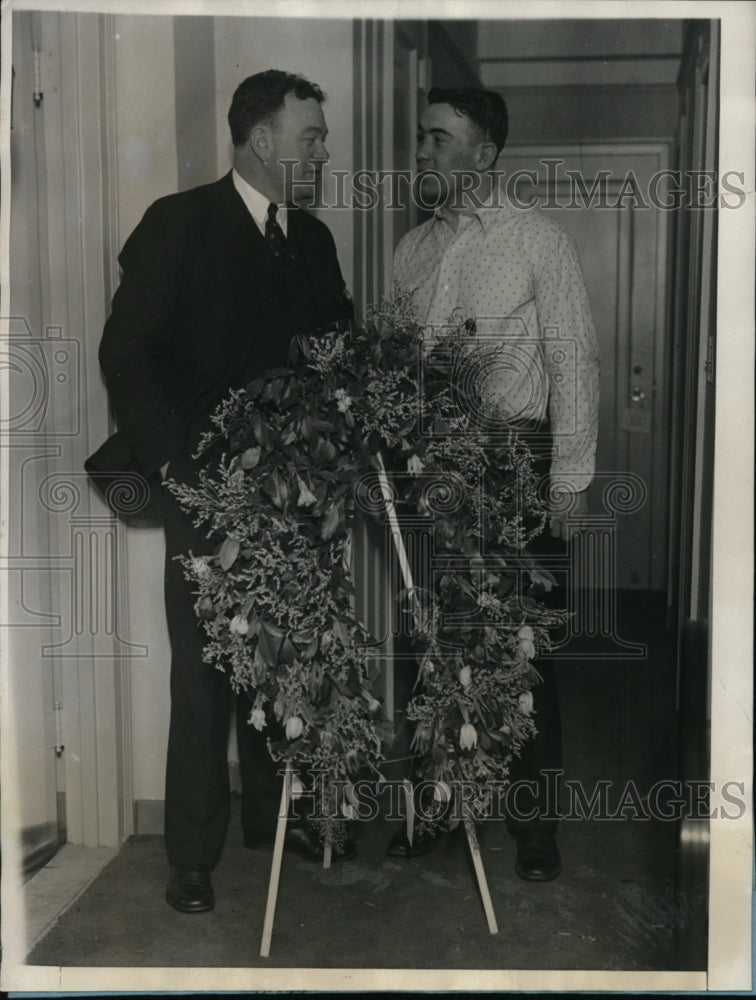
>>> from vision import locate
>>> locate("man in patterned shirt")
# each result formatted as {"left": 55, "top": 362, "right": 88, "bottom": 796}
{"left": 388, "top": 87, "right": 600, "bottom": 880}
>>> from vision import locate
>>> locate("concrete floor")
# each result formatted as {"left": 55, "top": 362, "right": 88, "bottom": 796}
{"left": 22, "top": 594, "right": 708, "bottom": 976}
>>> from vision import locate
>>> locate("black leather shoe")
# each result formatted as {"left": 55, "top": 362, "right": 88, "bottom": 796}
{"left": 386, "top": 826, "right": 439, "bottom": 858}
{"left": 513, "top": 829, "right": 561, "bottom": 881}
{"left": 165, "top": 865, "right": 214, "bottom": 913}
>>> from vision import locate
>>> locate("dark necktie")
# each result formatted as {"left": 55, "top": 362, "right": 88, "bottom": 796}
{"left": 265, "top": 202, "right": 287, "bottom": 261}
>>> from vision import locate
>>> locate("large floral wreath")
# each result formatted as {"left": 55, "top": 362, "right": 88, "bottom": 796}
{"left": 169, "top": 295, "right": 566, "bottom": 848}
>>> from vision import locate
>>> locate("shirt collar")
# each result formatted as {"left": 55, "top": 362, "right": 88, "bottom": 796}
{"left": 430, "top": 179, "right": 517, "bottom": 235}
{"left": 232, "top": 168, "right": 288, "bottom": 235}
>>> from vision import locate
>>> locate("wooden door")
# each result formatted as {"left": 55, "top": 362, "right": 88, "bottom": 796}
{"left": 500, "top": 143, "right": 672, "bottom": 594}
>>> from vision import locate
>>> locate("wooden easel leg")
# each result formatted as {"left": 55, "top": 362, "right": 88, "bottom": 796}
{"left": 463, "top": 810, "right": 499, "bottom": 935}
{"left": 403, "top": 778, "right": 415, "bottom": 846}
{"left": 323, "top": 827, "right": 332, "bottom": 869}
{"left": 260, "top": 764, "right": 292, "bottom": 957}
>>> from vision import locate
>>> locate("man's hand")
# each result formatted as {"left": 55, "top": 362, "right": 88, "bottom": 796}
{"left": 549, "top": 488, "right": 589, "bottom": 541}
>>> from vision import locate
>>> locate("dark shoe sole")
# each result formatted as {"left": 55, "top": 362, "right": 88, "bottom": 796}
{"left": 165, "top": 895, "right": 215, "bottom": 913}
{"left": 165, "top": 890, "right": 215, "bottom": 913}
{"left": 515, "top": 859, "right": 562, "bottom": 881}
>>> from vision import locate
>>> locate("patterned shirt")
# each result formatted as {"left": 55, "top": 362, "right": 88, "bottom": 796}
{"left": 391, "top": 201, "right": 600, "bottom": 493}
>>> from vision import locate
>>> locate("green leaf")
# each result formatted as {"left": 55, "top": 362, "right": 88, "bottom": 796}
{"left": 280, "top": 636, "right": 297, "bottom": 665}
{"left": 258, "top": 622, "right": 282, "bottom": 665}
{"left": 240, "top": 446, "right": 261, "bottom": 469}
{"left": 321, "top": 499, "right": 345, "bottom": 540}
{"left": 261, "top": 468, "right": 289, "bottom": 509}
{"left": 219, "top": 536, "right": 240, "bottom": 571}
{"left": 252, "top": 413, "right": 274, "bottom": 451}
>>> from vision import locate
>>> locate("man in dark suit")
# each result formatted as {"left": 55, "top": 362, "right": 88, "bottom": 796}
{"left": 87, "top": 70, "right": 353, "bottom": 913}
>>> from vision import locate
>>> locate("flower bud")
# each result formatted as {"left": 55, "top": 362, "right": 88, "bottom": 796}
{"left": 459, "top": 722, "right": 478, "bottom": 751}
{"left": 197, "top": 596, "right": 215, "bottom": 619}
{"left": 296, "top": 476, "right": 317, "bottom": 508}
{"left": 518, "top": 691, "right": 534, "bottom": 716}
{"left": 458, "top": 666, "right": 472, "bottom": 689}
{"left": 229, "top": 614, "right": 249, "bottom": 636}
{"left": 517, "top": 625, "right": 535, "bottom": 642}
{"left": 285, "top": 715, "right": 303, "bottom": 740}
{"left": 249, "top": 707, "right": 266, "bottom": 731}
{"left": 407, "top": 454, "right": 424, "bottom": 476}
{"left": 273, "top": 699, "right": 284, "bottom": 720}
{"left": 517, "top": 638, "right": 536, "bottom": 660}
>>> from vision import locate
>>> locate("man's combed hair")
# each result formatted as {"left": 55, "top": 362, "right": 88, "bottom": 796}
{"left": 228, "top": 70, "right": 326, "bottom": 147}
{"left": 428, "top": 87, "right": 509, "bottom": 154}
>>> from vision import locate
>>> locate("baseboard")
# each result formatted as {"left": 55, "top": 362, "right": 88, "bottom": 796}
{"left": 133, "top": 764, "right": 242, "bottom": 835}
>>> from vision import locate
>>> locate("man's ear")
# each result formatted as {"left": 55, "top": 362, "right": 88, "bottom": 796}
{"left": 475, "top": 142, "right": 498, "bottom": 172}
{"left": 249, "top": 124, "right": 273, "bottom": 164}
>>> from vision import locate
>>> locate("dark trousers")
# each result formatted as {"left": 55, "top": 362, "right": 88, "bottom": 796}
{"left": 505, "top": 528, "right": 564, "bottom": 835}
{"left": 161, "top": 449, "right": 283, "bottom": 868}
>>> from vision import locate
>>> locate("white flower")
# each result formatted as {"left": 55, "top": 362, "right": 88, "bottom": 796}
{"left": 285, "top": 715, "right": 303, "bottom": 740}
{"left": 363, "top": 694, "right": 381, "bottom": 714}
{"left": 517, "top": 626, "right": 535, "bottom": 642}
{"left": 249, "top": 707, "right": 266, "bottom": 731}
{"left": 190, "top": 556, "right": 212, "bottom": 579}
{"left": 406, "top": 454, "right": 424, "bottom": 476}
{"left": 296, "top": 476, "right": 317, "bottom": 507}
{"left": 477, "top": 592, "right": 501, "bottom": 611}
{"left": 459, "top": 722, "right": 478, "bottom": 751}
{"left": 334, "top": 387, "right": 352, "bottom": 412}
{"left": 458, "top": 666, "right": 472, "bottom": 689}
{"left": 518, "top": 691, "right": 534, "bottom": 715}
{"left": 517, "top": 637, "right": 536, "bottom": 660}
{"left": 229, "top": 615, "right": 249, "bottom": 636}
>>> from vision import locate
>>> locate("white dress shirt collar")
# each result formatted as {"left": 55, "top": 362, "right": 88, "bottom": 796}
{"left": 232, "top": 169, "right": 288, "bottom": 237}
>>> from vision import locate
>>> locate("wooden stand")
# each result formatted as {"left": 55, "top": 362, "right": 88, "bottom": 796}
{"left": 377, "top": 454, "right": 498, "bottom": 935}
{"left": 260, "top": 764, "right": 292, "bottom": 957}
{"left": 464, "top": 809, "right": 499, "bottom": 935}
{"left": 258, "top": 454, "right": 499, "bottom": 955}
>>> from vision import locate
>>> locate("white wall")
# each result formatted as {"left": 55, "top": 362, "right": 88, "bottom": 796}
{"left": 112, "top": 13, "right": 178, "bottom": 804}
{"left": 213, "top": 16, "right": 355, "bottom": 294}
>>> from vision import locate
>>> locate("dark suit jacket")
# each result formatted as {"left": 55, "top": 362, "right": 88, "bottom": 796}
{"left": 86, "top": 171, "right": 352, "bottom": 519}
